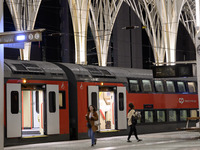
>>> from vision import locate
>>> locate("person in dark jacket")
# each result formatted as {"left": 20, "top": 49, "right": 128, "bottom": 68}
{"left": 85, "top": 105, "right": 98, "bottom": 146}
{"left": 127, "top": 103, "right": 142, "bottom": 142}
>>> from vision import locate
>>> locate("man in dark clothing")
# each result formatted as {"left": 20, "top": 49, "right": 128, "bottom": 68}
{"left": 127, "top": 103, "right": 142, "bottom": 142}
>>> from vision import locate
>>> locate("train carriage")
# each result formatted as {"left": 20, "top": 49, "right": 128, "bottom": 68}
{"left": 3, "top": 59, "right": 199, "bottom": 146}
{"left": 4, "top": 59, "right": 69, "bottom": 146}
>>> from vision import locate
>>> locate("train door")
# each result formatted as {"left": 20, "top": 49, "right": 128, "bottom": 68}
{"left": 88, "top": 86, "right": 100, "bottom": 129}
{"left": 99, "top": 91, "right": 115, "bottom": 131}
{"left": 116, "top": 87, "right": 127, "bottom": 129}
{"left": 21, "top": 90, "right": 44, "bottom": 137}
{"left": 44, "top": 84, "right": 60, "bottom": 135}
{"left": 6, "top": 83, "right": 22, "bottom": 138}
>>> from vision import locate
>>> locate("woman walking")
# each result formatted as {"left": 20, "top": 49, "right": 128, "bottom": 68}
{"left": 85, "top": 105, "right": 99, "bottom": 146}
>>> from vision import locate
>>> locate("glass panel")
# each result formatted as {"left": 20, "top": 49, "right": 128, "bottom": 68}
{"left": 166, "top": 81, "right": 175, "bottom": 93}
{"left": 119, "top": 93, "right": 124, "bottom": 111}
{"left": 180, "top": 110, "right": 187, "bottom": 121}
{"left": 142, "top": 80, "right": 152, "bottom": 92}
{"left": 129, "top": 80, "right": 140, "bottom": 92}
{"left": 11, "top": 91, "right": 19, "bottom": 114}
{"left": 59, "top": 91, "right": 66, "bottom": 109}
{"left": 190, "top": 110, "right": 197, "bottom": 117}
{"left": 169, "top": 110, "right": 177, "bottom": 122}
{"left": 91, "top": 92, "right": 97, "bottom": 109}
{"left": 145, "top": 111, "right": 153, "bottom": 123}
{"left": 157, "top": 111, "right": 165, "bottom": 122}
{"left": 154, "top": 81, "right": 164, "bottom": 92}
{"left": 36, "top": 91, "right": 39, "bottom": 113}
{"left": 188, "top": 82, "right": 196, "bottom": 93}
{"left": 177, "top": 82, "right": 186, "bottom": 93}
{"left": 137, "top": 111, "right": 142, "bottom": 123}
{"left": 49, "top": 92, "right": 56, "bottom": 113}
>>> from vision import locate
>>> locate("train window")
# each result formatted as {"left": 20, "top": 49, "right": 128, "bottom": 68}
{"left": 169, "top": 110, "right": 177, "bottom": 122}
{"left": 136, "top": 110, "right": 142, "bottom": 123}
{"left": 144, "top": 111, "right": 153, "bottom": 123}
{"left": 36, "top": 91, "right": 39, "bottom": 113}
{"left": 180, "top": 110, "right": 187, "bottom": 121}
{"left": 187, "top": 82, "right": 196, "bottom": 93}
{"left": 59, "top": 91, "right": 66, "bottom": 109}
{"left": 129, "top": 80, "right": 140, "bottom": 92}
{"left": 91, "top": 92, "right": 97, "bottom": 109}
{"left": 49, "top": 92, "right": 56, "bottom": 113}
{"left": 11, "top": 91, "right": 19, "bottom": 114}
{"left": 154, "top": 81, "right": 164, "bottom": 92}
{"left": 119, "top": 93, "right": 124, "bottom": 111}
{"left": 177, "top": 81, "right": 186, "bottom": 93}
{"left": 142, "top": 80, "right": 152, "bottom": 92}
{"left": 166, "top": 81, "right": 175, "bottom": 93}
{"left": 190, "top": 110, "right": 197, "bottom": 117}
{"left": 157, "top": 111, "right": 165, "bottom": 122}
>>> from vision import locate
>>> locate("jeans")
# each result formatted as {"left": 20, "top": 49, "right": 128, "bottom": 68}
{"left": 88, "top": 128, "right": 95, "bottom": 145}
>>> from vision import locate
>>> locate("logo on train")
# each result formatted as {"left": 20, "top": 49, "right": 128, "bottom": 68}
{"left": 179, "top": 98, "right": 184, "bottom": 104}
{"left": 178, "top": 98, "right": 197, "bottom": 104}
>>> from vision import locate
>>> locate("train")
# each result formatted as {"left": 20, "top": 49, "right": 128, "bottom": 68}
{"left": 4, "top": 59, "right": 198, "bottom": 146}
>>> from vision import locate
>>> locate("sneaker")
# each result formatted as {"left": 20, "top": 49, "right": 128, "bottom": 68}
{"left": 137, "top": 139, "right": 142, "bottom": 142}
{"left": 127, "top": 140, "right": 132, "bottom": 142}
{"left": 91, "top": 144, "right": 94, "bottom": 146}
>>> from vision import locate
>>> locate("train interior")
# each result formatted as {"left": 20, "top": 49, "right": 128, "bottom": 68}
{"left": 21, "top": 85, "right": 44, "bottom": 137}
{"left": 99, "top": 88, "right": 115, "bottom": 131}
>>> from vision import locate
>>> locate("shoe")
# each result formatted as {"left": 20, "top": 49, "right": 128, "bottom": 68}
{"left": 91, "top": 144, "right": 94, "bottom": 146}
{"left": 94, "top": 139, "right": 97, "bottom": 145}
{"left": 127, "top": 140, "right": 132, "bottom": 142}
{"left": 137, "top": 139, "right": 142, "bottom": 142}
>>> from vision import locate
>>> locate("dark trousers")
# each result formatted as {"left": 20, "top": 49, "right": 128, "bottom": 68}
{"left": 127, "top": 125, "right": 139, "bottom": 140}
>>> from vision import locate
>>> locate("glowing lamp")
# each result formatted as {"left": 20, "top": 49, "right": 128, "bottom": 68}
{"left": 100, "top": 82, "right": 104, "bottom": 86}
{"left": 16, "top": 35, "right": 25, "bottom": 41}
{"left": 22, "top": 79, "right": 27, "bottom": 84}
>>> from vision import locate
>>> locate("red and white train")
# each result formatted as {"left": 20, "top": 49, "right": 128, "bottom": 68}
{"left": 4, "top": 59, "right": 198, "bottom": 146}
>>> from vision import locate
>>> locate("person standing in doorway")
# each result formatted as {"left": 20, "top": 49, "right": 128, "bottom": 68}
{"left": 127, "top": 103, "right": 142, "bottom": 142}
{"left": 85, "top": 105, "right": 99, "bottom": 146}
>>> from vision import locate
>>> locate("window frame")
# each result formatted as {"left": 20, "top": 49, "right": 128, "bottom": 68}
{"left": 165, "top": 80, "right": 176, "bottom": 93}
{"left": 187, "top": 81, "right": 197, "bottom": 94}
{"left": 154, "top": 80, "right": 165, "bottom": 93}
{"left": 128, "top": 79, "right": 141, "bottom": 93}
{"left": 141, "top": 79, "right": 154, "bottom": 93}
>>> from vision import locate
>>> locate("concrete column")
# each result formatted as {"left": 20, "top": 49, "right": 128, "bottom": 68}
{"left": 0, "top": 0, "right": 4, "bottom": 149}
{"left": 196, "top": 32, "right": 200, "bottom": 118}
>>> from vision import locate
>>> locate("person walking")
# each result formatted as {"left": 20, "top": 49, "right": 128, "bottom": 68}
{"left": 127, "top": 103, "right": 142, "bottom": 142}
{"left": 85, "top": 105, "right": 99, "bottom": 146}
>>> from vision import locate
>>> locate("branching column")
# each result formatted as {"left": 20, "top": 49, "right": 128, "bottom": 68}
{"left": 125, "top": 0, "right": 165, "bottom": 65}
{"left": 6, "top": 0, "right": 41, "bottom": 60}
{"left": 89, "top": 0, "right": 123, "bottom": 66}
{"left": 68, "top": 0, "right": 91, "bottom": 65}
{"left": 156, "top": 0, "right": 186, "bottom": 64}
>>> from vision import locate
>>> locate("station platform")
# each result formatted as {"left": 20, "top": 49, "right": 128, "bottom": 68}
{"left": 4, "top": 131, "right": 200, "bottom": 150}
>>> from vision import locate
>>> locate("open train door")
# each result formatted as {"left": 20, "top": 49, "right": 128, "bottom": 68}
{"left": 6, "top": 83, "right": 21, "bottom": 138}
{"left": 45, "top": 84, "right": 60, "bottom": 135}
{"left": 88, "top": 86, "right": 100, "bottom": 129}
{"left": 116, "top": 86, "right": 127, "bottom": 130}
